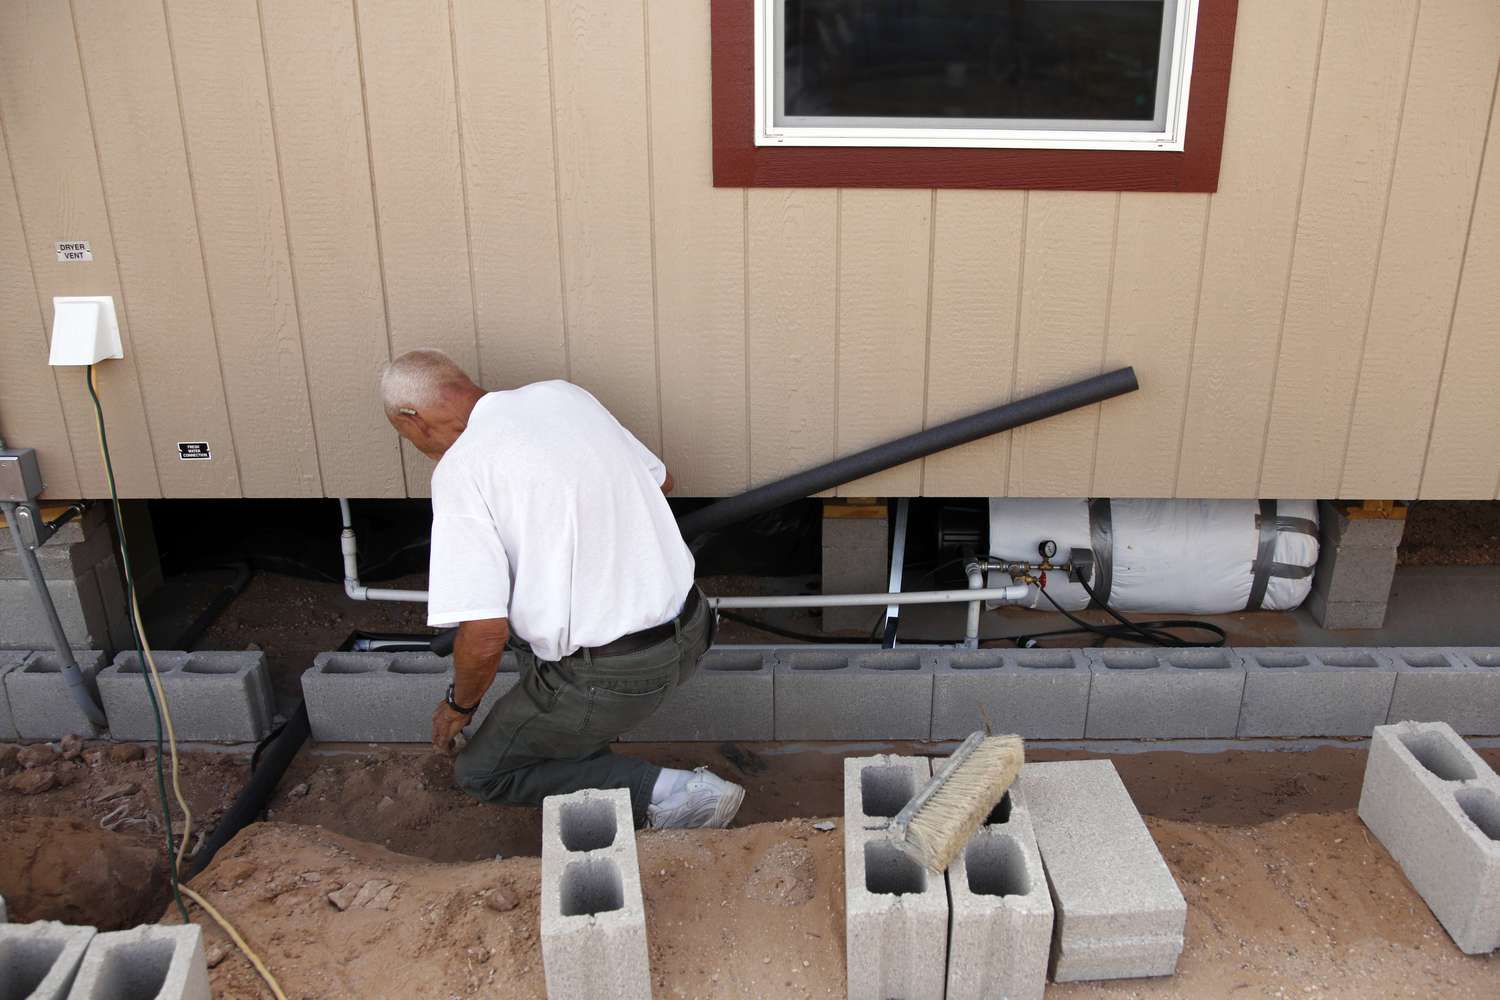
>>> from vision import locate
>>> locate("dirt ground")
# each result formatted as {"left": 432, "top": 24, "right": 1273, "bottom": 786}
{"left": 5, "top": 740, "right": 1500, "bottom": 998}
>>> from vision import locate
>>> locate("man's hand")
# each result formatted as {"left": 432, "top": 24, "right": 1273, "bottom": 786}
{"left": 432, "top": 701, "right": 471, "bottom": 756}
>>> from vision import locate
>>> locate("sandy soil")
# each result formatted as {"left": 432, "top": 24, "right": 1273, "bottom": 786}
{"left": 1399, "top": 501, "right": 1500, "bottom": 566}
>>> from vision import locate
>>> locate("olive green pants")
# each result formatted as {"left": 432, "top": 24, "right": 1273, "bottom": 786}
{"left": 454, "top": 588, "right": 713, "bottom": 826}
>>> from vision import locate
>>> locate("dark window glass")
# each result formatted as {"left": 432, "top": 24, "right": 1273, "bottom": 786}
{"left": 781, "top": 0, "right": 1167, "bottom": 124}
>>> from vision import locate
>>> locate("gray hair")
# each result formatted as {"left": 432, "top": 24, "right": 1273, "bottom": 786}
{"left": 379, "top": 349, "right": 476, "bottom": 415}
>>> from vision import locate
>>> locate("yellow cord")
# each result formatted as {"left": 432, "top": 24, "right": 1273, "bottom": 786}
{"left": 89, "top": 365, "right": 288, "bottom": 1000}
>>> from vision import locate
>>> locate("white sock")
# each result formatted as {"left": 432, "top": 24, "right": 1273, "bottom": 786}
{"left": 651, "top": 768, "right": 693, "bottom": 804}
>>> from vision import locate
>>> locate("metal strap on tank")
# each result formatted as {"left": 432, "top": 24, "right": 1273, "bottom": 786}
{"left": 1086, "top": 498, "right": 1113, "bottom": 608}
{"left": 1246, "top": 500, "right": 1314, "bottom": 609}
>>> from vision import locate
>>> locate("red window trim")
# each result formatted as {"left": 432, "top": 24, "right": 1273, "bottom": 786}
{"left": 711, "top": 0, "right": 1238, "bottom": 192}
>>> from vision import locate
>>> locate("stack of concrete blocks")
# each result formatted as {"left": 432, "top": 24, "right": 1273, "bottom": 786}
{"left": 0, "top": 649, "right": 26, "bottom": 739}
{"left": 821, "top": 501, "right": 888, "bottom": 633}
{"left": 539, "top": 787, "right": 651, "bottom": 1000}
{"left": 98, "top": 651, "right": 276, "bottom": 742}
{"left": 775, "top": 648, "right": 935, "bottom": 740}
{"left": 931, "top": 648, "right": 1091, "bottom": 739}
{"left": 2, "top": 650, "right": 106, "bottom": 739}
{"left": 1308, "top": 501, "right": 1404, "bottom": 629}
{"left": 0, "top": 920, "right": 94, "bottom": 999}
{"left": 301, "top": 650, "right": 519, "bottom": 742}
{"left": 0, "top": 504, "right": 148, "bottom": 655}
{"left": 1385, "top": 648, "right": 1500, "bottom": 736}
{"left": 843, "top": 755, "right": 949, "bottom": 1000}
{"left": 621, "top": 648, "right": 772, "bottom": 741}
{"left": 1084, "top": 647, "right": 1247, "bottom": 739}
{"left": 1020, "top": 759, "right": 1186, "bottom": 980}
{"left": 946, "top": 785, "right": 1054, "bottom": 1000}
{"left": 1358, "top": 721, "right": 1500, "bottom": 954}
{"left": 66, "top": 925, "right": 210, "bottom": 1000}
{"left": 1237, "top": 647, "right": 1396, "bottom": 737}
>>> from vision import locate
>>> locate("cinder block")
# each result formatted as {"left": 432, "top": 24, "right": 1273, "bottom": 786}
{"left": 4, "top": 650, "right": 105, "bottom": 739}
{"left": 1386, "top": 648, "right": 1500, "bottom": 736}
{"left": 843, "top": 755, "right": 948, "bottom": 1000}
{"left": 0, "top": 514, "right": 115, "bottom": 581}
{"left": 620, "top": 648, "right": 772, "bottom": 742}
{"left": 1237, "top": 647, "right": 1396, "bottom": 737}
{"left": 302, "top": 651, "right": 519, "bottom": 742}
{"left": 1358, "top": 721, "right": 1500, "bottom": 954}
{"left": 1307, "top": 588, "right": 1387, "bottom": 630}
{"left": 822, "top": 508, "right": 887, "bottom": 633}
{"left": 0, "top": 575, "right": 112, "bottom": 651}
{"left": 0, "top": 649, "right": 26, "bottom": 740}
{"left": 540, "top": 787, "right": 650, "bottom": 1000}
{"left": 99, "top": 651, "right": 276, "bottom": 743}
{"left": 1310, "top": 545, "right": 1398, "bottom": 605}
{"left": 66, "top": 924, "right": 209, "bottom": 1000}
{"left": 946, "top": 784, "right": 1053, "bottom": 1000}
{"left": 0, "top": 921, "right": 96, "bottom": 1000}
{"left": 1019, "top": 759, "right": 1186, "bottom": 981}
{"left": 1083, "top": 647, "right": 1246, "bottom": 739}
{"left": 931, "top": 648, "right": 1090, "bottom": 740}
{"left": 1318, "top": 500, "right": 1407, "bottom": 551}
{"left": 774, "top": 649, "right": 935, "bottom": 740}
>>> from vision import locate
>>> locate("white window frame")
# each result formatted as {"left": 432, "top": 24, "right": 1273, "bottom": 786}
{"left": 755, "top": 0, "right": 1199, "bottom": 152}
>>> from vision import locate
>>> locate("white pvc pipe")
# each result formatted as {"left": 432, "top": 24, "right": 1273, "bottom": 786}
{"left": 964, "top": 561, "right": 985, "bottom": 649}
{"left": 710, "top": 586, "right": 1030, "bottom": 609}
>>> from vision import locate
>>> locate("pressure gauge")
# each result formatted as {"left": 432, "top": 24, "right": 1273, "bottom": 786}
{"left": 1038, "top": 539, "right": 1058, "bottom": 561}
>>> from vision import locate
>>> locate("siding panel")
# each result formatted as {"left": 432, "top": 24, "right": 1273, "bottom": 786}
{"left": 1008, "top": 192, "right": 1116, "bottom": 498}
{"left": 260, "top": 0, "right": 403, "bottom": 497}
{"left": 165, "top": 0, "right": 321, "bottom": 497}
{"left": 1175, "top": 0, "right": 1325, "bottom": 498}
{"left": 835, "top": 190, "right": 932, "bottom": 497}
{"left": 647, "top": 0, "right": 748, "bottom": 495}
{"left": 921, "top": 190, "right": 1024, "bottom": 497}
{"left": 1341, "top": 0, "right": 1500, "bottom": 498}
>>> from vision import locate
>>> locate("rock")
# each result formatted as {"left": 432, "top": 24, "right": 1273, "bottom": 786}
{"left": 108, "top": 744, "right": 146, "bottom": 764}
{"left": 465, "top": 946, "right": 491, "bottom": 964}
{"left": 327, "top": 883, "right": 360, "bottom": 911}
{"left": 9, "top": 768, "right": 61, "bottom": 795}
{"left": 812, "top": 821, "right": 836, "bottom": 832}
{"left": 485, "top": 888, "right": 519, "bottom": 914}
{"left": 0, "top": 744, "right": 19, "bottom": 775}
{"left": 82, "top": 749, "right": 106, "bottom": 768}
{"left": 17, "top": 744, "right": 58, "bottom": 769}
{"left": 94, "top": 782, "right": 140, "bottom": 803}
{"left": 288, "top": 782, "right": 309, "bottom": 798}
{"left": 329, "top": 879, "right": 397, "bottom": 911}
{"left": 205, "top": 943, "right": 229, "bottom": 969}
{"left": 376, "top": 795, "right": 396, "bottom": 813}
{"left": 59, "top": 734, "right": 84, "bottom": 760}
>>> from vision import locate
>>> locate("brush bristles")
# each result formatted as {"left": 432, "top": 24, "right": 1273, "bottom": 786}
{"left": 894, "top": 735, "right": 1024, "bottom": 873}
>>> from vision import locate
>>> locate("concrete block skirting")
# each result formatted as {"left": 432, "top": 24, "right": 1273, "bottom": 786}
{"left": 540, "top": 787, "right": 651, "bottom": 1000}
{"left": 1385, "top": 649, "right": 1500, "bottom": 736}
{"left": 100, "top": 651, "right": 275, "bottom": 743}
{"left": 65, "top": 925, "right": 209, "bottom": 1000}
{"left": 843, "top": 754, "right": 948, "bottom": 1000}
{"left": 1084, "top": 647, "right": 1246, "bottom": 739}
{"left": 0, "top": 649, "right": 27, "bottom": 740}
{"left": 302, "top": 651, "right": 518, "bottom": 742}
{"left": 1237, "top": 647, "right": 1396, "bottom": 737}
{"left": 946, "top": 784, "right": 1053, "bottom": 1000}
{"left": 931, "top": 648, "right": 1090, "bottom": 740}
{"left": 1358, "top": 721, "right": 1500, "bottom": 954}
{"left": 774, "top": 649, "right": 936, "bottom": 740}
{"left": 3, "top": 651, "right": 106, "bottom": 740}
{"left": 0, "top": 921, "right": 95, "bottom": 1000}
{"left": 621, "top": 649, "right": 773, "bottom": 741}
{"left": 1020, "top": 759, "right": 1186, "bottom": 981}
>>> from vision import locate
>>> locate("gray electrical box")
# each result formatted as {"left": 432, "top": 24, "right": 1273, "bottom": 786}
{"left": 0, "top": 448, "right": 44, "bottom": 502}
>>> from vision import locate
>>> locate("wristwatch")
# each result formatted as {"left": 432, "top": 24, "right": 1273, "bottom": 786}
{"left": 446, "top": 683, "right": 480, "bottom": 716}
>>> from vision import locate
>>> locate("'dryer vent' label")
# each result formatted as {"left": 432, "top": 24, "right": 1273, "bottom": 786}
{"left": 56, "top": 241, "right": 92, "bottom": 262}
{"left": 177, "top": 442, "right": 211, "bottom": 461}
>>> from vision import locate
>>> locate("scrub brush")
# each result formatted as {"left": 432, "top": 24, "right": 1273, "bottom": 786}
{"left": 887, "top": 731, "right": 1024, "bottom": 873}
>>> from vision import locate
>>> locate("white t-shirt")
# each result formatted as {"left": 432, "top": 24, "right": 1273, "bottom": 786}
{"left": 425, "top": 381, "right": 695, "bottom": 662}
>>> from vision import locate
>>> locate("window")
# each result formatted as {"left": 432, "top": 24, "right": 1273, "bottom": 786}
{"left": 762, "top": 0, "right": 1197, "bottom": 151}
{"left": 711, "top": 0, "right": 1239, "bottom": 191}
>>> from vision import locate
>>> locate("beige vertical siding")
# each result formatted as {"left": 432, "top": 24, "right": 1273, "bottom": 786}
{"left": 1, "top": 0, "right": 1497, "bottom": 501}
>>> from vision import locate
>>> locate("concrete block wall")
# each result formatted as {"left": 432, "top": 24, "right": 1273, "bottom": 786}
{"left": 821, "top": 505, "right": 888, "bottom": 633}
{"left": 302, "top": 651, "right": 518, "bottom": 743}
{"left": 1358, "top": 721, "right": 1500, "bottom": 954}
{"left": 0, "top": 920, "right": 95, "bottom": 1000}
{"left": 775, "top": 649, "right": 936, "bottom": 740}
{"left": 0, "top": 505, "right": 133, "bottom": 655}
{"left": 1084, "top": 647, "right": 1246, "bottom": 739}
{"left": 621, "top": 649, "right": 772, "bottom": 741}
{"left": 946, "top": 785, "right": 1053, "bottom": 1000}
{"left": 100, "top": 651, "right": 275, "bottom": 743}
{"left": 1238, "top": 647, "right": 1397, "bottom": 737}
{"left": 931, "top": 648, "right": 1090, "bottom": 739}
{"left": 66, "top": 924, "right": 210, "bottom": 1000}
{"left": 1020, "top": 759, "right": 1186, "bottom": 981}
{"left": 1308, "top": 501, "right": 1404, "bottom": 630}
{"left": 3, "top": 651, "right": 106, "bottom": 740}
{"left": 1386, "top": 648, "right": 1500, "bottom": 736}
{"left": 0, "top": 649, "right": 26, "bottom": 740}
{"left": 540, "top": 787, "right": 651, "bottom": 1000}
{"left": 842, "top": 754, "right": 949, "bottom": 1000}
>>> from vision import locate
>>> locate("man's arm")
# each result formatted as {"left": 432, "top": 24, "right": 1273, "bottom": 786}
{"left": 432, "top": 616, "right": 509, "bottom": 754}
{"left": 661, "top": 468, "right": 674, "bottom": 494}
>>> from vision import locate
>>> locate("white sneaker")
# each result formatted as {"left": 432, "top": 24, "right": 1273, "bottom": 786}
{"left": 646, "top": 767, "right": 745, "bottom": 830}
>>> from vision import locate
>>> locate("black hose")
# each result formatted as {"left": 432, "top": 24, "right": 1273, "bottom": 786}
{"left": 177, "top": 562, "right": 254, "bottom": 652}
{"left": 676, "top": 367, "right": 1139, "bottom": 541}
